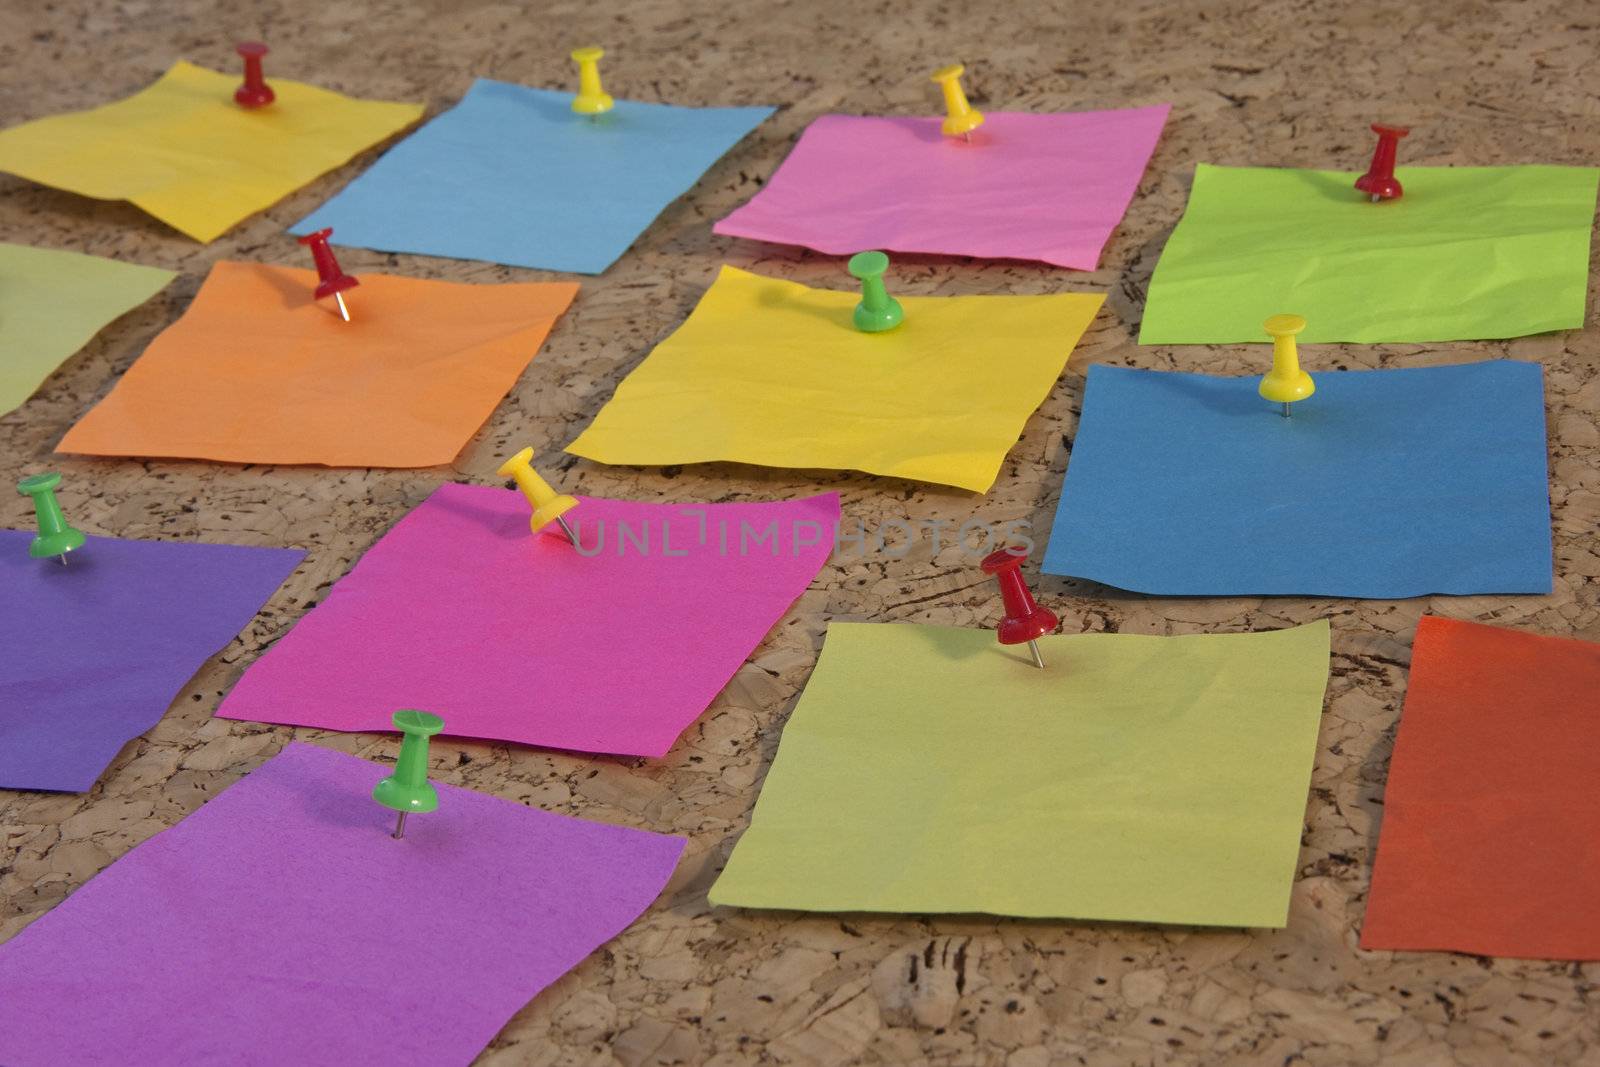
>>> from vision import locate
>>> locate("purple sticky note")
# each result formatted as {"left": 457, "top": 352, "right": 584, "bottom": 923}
{"left": 0, "top": 531, "right": 303, "bottom": 792}
{"left": 0, "top": 742, "right": 685, "bottom": 1065}
{"left": 218, "top": 485, "right": 838, "bottom": 756}
{"left": 713, "top": 106, "right": 1171, "bottom": 269}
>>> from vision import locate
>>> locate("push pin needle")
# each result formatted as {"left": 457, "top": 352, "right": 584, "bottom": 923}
{"left": 979, "top": 545, "right": 1058, "bottom": 670}
{"left": 497, "top": 446, "right": 582, "bottom": 546}
{"left": 372, "top": 709, "right": 445, "bottom": 840}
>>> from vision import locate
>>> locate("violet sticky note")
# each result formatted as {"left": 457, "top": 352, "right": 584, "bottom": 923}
{"left": 0, "top": 742, "right": 686, "bottom": 1065}
{"left": 218, "top": 485, "right": 838, "bottom": 756}
{"left": 1042, "top": 361, "right": 1551, "bottom": 598}
{"left": 713, "top": 105, "right": 1170, "bottom": 269}
{"left": 0, "top": 531, "right": 303, "bottom": 793}
{"left": 293, "top": 78, "right": 775, "bottom": 274}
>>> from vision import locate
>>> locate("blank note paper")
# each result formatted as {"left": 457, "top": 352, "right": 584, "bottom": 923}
{"left": 0, "top": 243, "right": 174, "bottom": 417}
{"left": 0, "top": 742, "right": 685, "bottom": 1065}
{"left": 57, "top": 262, "right": 577, "bottom": 468}
{"left": 0, "top": 531, "right": 303, "bottom": 792}
{"left": 566, "top": 265, "right": 1104, "bottom": 492}
{"left": 293, "top": 78, "right": 774, "bottom": 273}
{"left": 1361, "top": 616, "right": 1600, "bottom": 960}
{"left": 1043, "top": 361, "right": 1551, "bottom": 597}
{"left": 0, "top": 62, "right": 422, "bottom": 242}
{"left": 710, "top": 620, "right": 1330, "bottom": 927}
{"left": 218, "top": 485, "right": 837, "bottom": 757}
{"left": 714, "top": 105, "right": 1170, "bottom": 269}
{"left": 1140, "top": 164, "right": 1599, "bottom": 343}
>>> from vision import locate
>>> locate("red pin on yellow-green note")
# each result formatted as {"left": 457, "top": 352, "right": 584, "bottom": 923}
{"left": 372, "top": 709, "right": 445, "bottom": 840}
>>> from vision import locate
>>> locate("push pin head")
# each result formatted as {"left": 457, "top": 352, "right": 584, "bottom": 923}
{"left": 1260, "top": 314, "right": 1314, "bottom": 418}
{"left": 930, "top": 63, "right": 984, "bottom": 141}
{"left": 234, "top": 42, "right": 276, "bottom": 109}
{"left": 17, "top": 473, "right": 86, "bottom": 565}
{"left": 1355, "top": 124, "right": 1409, "bottom": 202}
{"left": 847, "top": 251, "right": 904, "bottom": 333}
{"left": 570, "top": 47, "right": 615, "bottom": 117}
{"left": 497, "top": 446, "right": 580, "bottom": 544}
{"left": 295, "top": 228, "right": 359, "bottom": 321}
{"left": 372, "top": 709, "right": 445, "bottom": 840}
{"left": 980, "top": 546, "right": 1058, "bottom": 669}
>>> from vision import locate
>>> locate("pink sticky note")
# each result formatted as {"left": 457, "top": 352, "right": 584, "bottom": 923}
{"left": 0, "top": 742, "right": 685, "bottom": 1065}
{"left": 219, "top": 485, "right": 838, "bottom": 755}
{"left": 714, "top": 106, "right": 1171, "bottom": 269}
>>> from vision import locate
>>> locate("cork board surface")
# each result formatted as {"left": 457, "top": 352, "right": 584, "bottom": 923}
{"left": 2, "top": 1, "right": 1598, "bottom": 1064}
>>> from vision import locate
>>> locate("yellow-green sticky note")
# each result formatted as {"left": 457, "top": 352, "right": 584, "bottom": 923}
{"left": 710, "top": 620, "right": 1331, "bottom": 927}
{"left": 1140, "top": 163, "right": 1600, "bottom": 344}
{"left": 0, "top": 62, "right": 424, "bottom": 243}
{"left": 566, "top": 266, "right": 1104, "bottom": 493}
{"left": 0, "top": 243, "right": 175, "bottom": 417}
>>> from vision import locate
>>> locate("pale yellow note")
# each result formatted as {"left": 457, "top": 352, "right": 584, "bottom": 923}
{"left": 0, "top": 243, "right": 174, "bottom": 416}
{"left": 567, "top": 266, "right": 1104, "bottom": 492}
{"left": 710, "top": 620, "right": 1331, "bottom": 927}
{"left": 0, "top": 63, "right": 423, "bottom": 242}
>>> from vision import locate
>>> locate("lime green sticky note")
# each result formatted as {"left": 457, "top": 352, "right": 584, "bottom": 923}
{"left": 0, "top": 243, "right": 175, "bottom": 417}
{"left": 710, "top": 620, "right": 1331, "bottom": 927}
{"left": 1140, "top": 164, "right": 1599, "bottom": 344}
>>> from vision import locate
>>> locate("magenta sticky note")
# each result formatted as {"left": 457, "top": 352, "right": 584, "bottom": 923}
{"left": 218, "top": 485, "right": 838, "bottom": 755}
{"left": 0, "top": 742, "right": 684, "bottom": 1065}
{"left": 713, "top": 105, "right": 1170, "bottom": 269}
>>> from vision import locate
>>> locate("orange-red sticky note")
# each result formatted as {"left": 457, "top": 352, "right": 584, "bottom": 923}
{"left": 58, "top": 262, "right": 577, "bottom": 468}
{"left": 1361, "top": 616, "right": 1600, "bottom": 960}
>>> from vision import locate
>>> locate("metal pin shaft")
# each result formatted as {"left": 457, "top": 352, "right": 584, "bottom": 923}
{"left": 1280, "top": 401, "right": 1291, "bottom": 419}
{"left": 392, "top": 811, "right": 407, "bottom": 840}
{"left": 1370, "top": 193, "right": 1381, "bottom": 203}
{"left": 556, "top": 514, "right": 579, "bottom": 546}
{"left": 59, "top": 555, "right": 67, "bottom": 566}
{"left": 334, "top": 291, "right": 351, "bottom": 322}
{"left": 1027, "top": 639, "right": 1045, "bottom": 670}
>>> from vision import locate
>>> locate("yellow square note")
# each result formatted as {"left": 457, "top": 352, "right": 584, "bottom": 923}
{"left": 710, "top": 621, "right": 1331, "bottom": 927}
{"left": 0, "top": 62, "right": 423, "bottom": 242}
{"left": 566, "top": 266, "right": 1104, "bottom": 492}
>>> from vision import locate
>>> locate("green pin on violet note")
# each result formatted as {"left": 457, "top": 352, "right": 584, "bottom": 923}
{"left": 17, "top": 472, "right": 86, "bottom": 566}
{"left": 373, "top": 709, "right": 445, "bottom": 839}
{"left": 847, "top": 250, "right": 904, "bottom": 333}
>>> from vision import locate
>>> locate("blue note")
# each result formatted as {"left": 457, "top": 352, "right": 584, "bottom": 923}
{"left": 292, "top": 79, "right": 774, "bottom": 274}
{"left": 1043, "top": 361, "right": 1551, "bottom": 597}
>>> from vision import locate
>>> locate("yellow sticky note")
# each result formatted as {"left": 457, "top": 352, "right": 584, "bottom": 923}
{"left": 0, "top": 243, "right": 174, "bottom": 417}
{"left": 0, "top": 62, "right": 423, "bottom": 242}
{"left": 710, "top": 620, "right": 1331, "bottom": 927}
{"left": 567, "top": 266, "right": 1104, "bottom": 492}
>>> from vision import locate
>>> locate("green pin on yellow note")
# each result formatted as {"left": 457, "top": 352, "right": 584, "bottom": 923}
{"left": 847, "top": 250, "right": 904, "bottom": 333}
{"left": 373, "top": 709, "right": 445, "bottom": 840}
{"left": 17, "top": 472, "right": 86, "bottom": 566}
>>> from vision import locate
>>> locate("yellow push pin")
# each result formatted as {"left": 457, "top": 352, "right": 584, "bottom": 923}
{"left": 497, "top": 447, "right": 580, "bottom": 544}
{"left": 570, "top": 46, "right": 614, "bottom": 119}
{"left": 1259, "top": 314, "right": 1314, "bottom": 419}
{"left": 930, "top": 63, "right": 984, "bottom": 142}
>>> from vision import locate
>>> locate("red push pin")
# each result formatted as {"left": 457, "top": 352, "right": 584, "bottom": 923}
{"left": 296, "top": 229, "right": 359, "bottom": 322}
{"left": 979, "top": 546, "right": 1059, "bottom": 670}
{"left": 234, "top": 42, "right": 276, "bottom": 109}
{"left": 1355, "top": 124, "right": 1409, "bottom": 203}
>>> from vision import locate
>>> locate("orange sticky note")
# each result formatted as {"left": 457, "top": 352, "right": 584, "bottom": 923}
{"left": 1361, "top": 616, "right": 1600, "bottom": 960}
{"left": 58, "top": 262, "right": 577, "bottom": 468}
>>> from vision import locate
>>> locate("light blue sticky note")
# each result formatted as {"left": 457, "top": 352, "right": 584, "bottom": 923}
{"left": 292, "top": 79, "right": 775, "bottom": 274}
{"left": 1043, "top": 361, "right": 1551, "bottom": 597}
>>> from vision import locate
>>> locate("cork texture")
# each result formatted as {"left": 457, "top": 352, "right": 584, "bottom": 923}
{"left": 3, "top": 0, "right": 1599, "bottom": 1063}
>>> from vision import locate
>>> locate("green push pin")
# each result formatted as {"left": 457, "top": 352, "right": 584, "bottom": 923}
{"left": 372, "top": 709, "right": 445, "bottom": 840}
{"left": 847, "top": 250, "right": 904, "bottom": 333}
{"left": 17, "top": 473, "right": 86, "bottom": 566}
